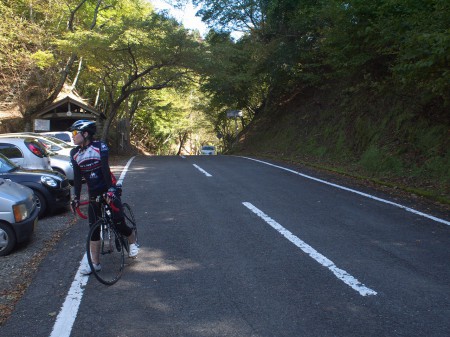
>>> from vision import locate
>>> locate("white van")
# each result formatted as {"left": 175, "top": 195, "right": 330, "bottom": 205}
{"left": 200, "top": 145, "right": 216, "bottom": 155}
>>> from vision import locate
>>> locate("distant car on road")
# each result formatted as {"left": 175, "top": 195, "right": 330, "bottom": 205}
{"left": 0, "top": 154, "right": 71, "bottom": 217}
{"left": 200, "top": 145, "right": 216, "bottom": 155}
{"left": 0, "top": 178, "right": 38, "bottom": 256}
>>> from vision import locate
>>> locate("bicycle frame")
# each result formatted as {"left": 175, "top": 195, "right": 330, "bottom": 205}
{"left": 77, "top": 197, "right": 135, "bottom": 231}
{"left": 73, "top": 186, "right": 138, "bottom": 285}
{"left": 77, "top": 196, "right": 131, "bottom": 253}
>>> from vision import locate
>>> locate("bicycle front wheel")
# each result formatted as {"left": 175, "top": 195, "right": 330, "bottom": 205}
{"left": 87, "top": 219, "right": 124, "bottom": 285}
{"left": 123, "top": 203, "right": 138, "bottom": 246}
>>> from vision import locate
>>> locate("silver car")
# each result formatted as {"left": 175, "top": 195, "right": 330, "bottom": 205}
{"left": 0, "top": 137, "right": 51, "bottom": 170}
{"left": 31, "top": 136, "right": 75, "bottom": 182}
{"left": 0, "top": 132, "right": 74, "bottom": 156}
{"left": 0, "top": 134, "right": 74, "bottom": 182}
{"left": 41, "top": 131, "right": 75, "bottom": 146}
{"left": 35, "top": 135, "right": 73, "bottom": 156}
{"left": 0, "top": 178, "right": 38, "bottom": 256}
{"left": 48, "top": 152, "right": 74, "bottom": 182}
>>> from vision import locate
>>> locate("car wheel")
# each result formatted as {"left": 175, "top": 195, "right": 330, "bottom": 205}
{"left": 0, "top": 222, "right": 16, "bottom": 256}
{"left": 34, "top": 190, "right": 47, "bottom": 218}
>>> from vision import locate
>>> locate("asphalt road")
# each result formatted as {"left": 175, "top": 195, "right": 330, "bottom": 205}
{"left": 1, "top": 155, "right": 449, "bottom": 337}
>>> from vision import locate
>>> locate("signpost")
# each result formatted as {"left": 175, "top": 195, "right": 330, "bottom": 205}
{"left": 226, "top": 110, "right": 242, "bottom": 140}
{"left": 34, "top": 119, "right": 50, "bottom": 131}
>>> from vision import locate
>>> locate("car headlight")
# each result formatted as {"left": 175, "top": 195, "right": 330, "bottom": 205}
{"left": 41, "top": 176, "right": 58, "bottom": 187}
{"left": 13, "top": 203, "right": 29, "bottom": 222}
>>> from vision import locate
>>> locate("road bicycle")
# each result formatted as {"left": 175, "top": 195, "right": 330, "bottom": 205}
{"left": 76, "top": 188, "right": 138, "bottom": 285}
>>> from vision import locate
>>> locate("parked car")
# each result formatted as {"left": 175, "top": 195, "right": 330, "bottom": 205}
{"left": 47, "top": 152, "right": 74, "bottom": 183}
{"left": 200, "top": 145, "right": 216, "bottom": 155}
{"left": 0, "top": 132, "right": 74, "bottom": 156}
{"left": 0, "top": 134, "right": 74, "bottom": 182}
{"left": 45, "top": 134, "right": 74, "bottom": 148}
{"left": 0, "top": 137, "right": 51, "bottom": 170}
{"left": 41, "top": 131, "right": 75, "bottom": 146}
{"left": 0, "top": 154, "right": 71, "bottom": 217}
{"left": 33, "top": 134, "right": 73, "bottom": 156}
{"left": 0, "top": 178, "right": 39, "bottom": 256}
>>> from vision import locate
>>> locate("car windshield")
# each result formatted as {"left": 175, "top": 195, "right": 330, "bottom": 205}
{"left": 0, "top": 153, "right": 18, "bottom": 173}
{"left": 202, "top": 146, "right": 215, "bottom": 150}
{"left": 42, "top": 135, "right": 73, "bottom": 148}
{"left": 33, "top": 139, "right": 55, "bottom": 156}
{"left": 39, "top": 138, "right": 63, "bottom": 151}
{"left": 45, "top": 148, "right": 58, "bottom": 156}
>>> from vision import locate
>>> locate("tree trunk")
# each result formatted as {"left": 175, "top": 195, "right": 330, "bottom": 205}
{"left": 71, "top": 57, "right": 83, "bottom": 90}
{"left": 177, "top": 132, "right": 188, "bottom": 155}
{"left": 101, "top": 102, "right": 121, "bottom": 141}
{"left": 24, "top": 53, "right": 77, "bottom": 118}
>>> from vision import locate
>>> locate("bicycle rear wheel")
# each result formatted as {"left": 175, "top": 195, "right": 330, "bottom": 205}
{"left": 87, "top": 219, "right": 124, "bottom": 285}
{"left": 123, "top": 203, "right": 138, "bottom": 246}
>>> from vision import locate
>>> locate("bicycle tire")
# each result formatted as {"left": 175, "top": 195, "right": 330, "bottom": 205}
{"left": 123, "top": 202, "right": 138, "bottom": 246}
{"left": 86, "top": 219, "right": 124, "bottom": 285}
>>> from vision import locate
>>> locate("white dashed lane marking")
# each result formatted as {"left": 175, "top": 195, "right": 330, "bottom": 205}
{"left": 243, "top": 202, "right": 377, "bottom": 297}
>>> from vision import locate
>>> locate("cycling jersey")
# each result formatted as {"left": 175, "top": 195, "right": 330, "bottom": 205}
{"left": 70, "top": 141, "right": 112, "bottom": 199}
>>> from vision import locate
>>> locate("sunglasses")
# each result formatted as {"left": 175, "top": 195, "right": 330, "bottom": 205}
{"left": 72, "top": 130, "right": 82, "bottom": 136}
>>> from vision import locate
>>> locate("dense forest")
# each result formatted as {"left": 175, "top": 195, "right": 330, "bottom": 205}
{"left": 0, "top": 0, "right": 448, "bottom": 202}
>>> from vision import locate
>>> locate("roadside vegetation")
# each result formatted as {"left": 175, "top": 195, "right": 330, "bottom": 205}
{"left": 0, "top": 0, "right": 448, "bottom": 203}
{"left": 191, "top": 0, "right": 449, "bottom": 204}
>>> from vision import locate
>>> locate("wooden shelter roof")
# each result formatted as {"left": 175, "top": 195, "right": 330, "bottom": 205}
{"left": 35, "top": 86, "right": 100, "bottom": 119}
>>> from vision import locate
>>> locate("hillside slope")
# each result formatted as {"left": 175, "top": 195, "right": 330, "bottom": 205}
{"left": 233, "top": 84, "right": 449, "bottom": 206}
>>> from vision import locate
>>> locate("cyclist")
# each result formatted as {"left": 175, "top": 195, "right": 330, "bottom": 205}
{"left": 69, "top": 120, "right": 138, "bottom": 275}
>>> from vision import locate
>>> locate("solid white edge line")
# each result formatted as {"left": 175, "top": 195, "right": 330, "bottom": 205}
{"left": 49, "top": 255, "right": 89, "bottom": 337}
{"left": 117, "top": 156, "right": 136, "bottom": 185}
{"left": 49, "top": 156, "right": 136, "bottom": 337}
{"left": 240, "top": 156, "right": 450, "bottom": 226}
{"left": 193, "top": 164, "right": 212, "bottom": 177}
{"left": 243, "top": 202, "right": 377, "bottom": 297}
